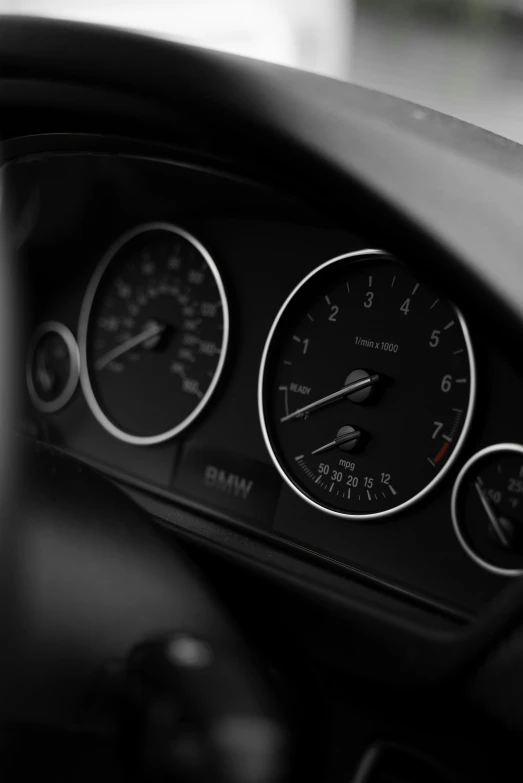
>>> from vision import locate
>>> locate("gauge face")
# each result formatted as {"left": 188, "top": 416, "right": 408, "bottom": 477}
{"left": 259, "top": 250, "right": 475, "bottom": 519}
{"left": 27, "top": 321, "right": 80, "bottom": 413}
{"left": 79, "top": 223, "right": 228, "bottom": 445}
{"left": 452, "top": 444, "right": 523, "bottom": 575}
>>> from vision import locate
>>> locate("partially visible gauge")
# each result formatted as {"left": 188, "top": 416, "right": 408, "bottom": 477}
{"left": 452, "top": 444, "right": 523, "bottom": 576}
{"left": 259, "top": 250, "right": 475, "bottom": 519}
{"left": 26, "top": 321, "right": 80, "bottom": 413}
{"left": 79, "top": 223, "right": 228, "bottom": 445}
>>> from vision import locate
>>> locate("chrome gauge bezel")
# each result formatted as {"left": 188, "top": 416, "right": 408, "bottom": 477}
{"left": 79, "top": 222, "right": 230, "bottom": 445}
{"left": 451, "top": 443, "right": 523, "bottom": 576}
{"left": 27, "top": 321, "right": 80, "bottom": 413}
{"left": 258, "top": 249, "right": 476, "bottom": 520}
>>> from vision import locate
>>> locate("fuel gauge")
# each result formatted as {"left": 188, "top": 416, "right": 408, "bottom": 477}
{"left": 27, "top": 321, "right": 80, "bottom": 413}
{"left": 452, "top": 444, "right": 523, "bottom": 576}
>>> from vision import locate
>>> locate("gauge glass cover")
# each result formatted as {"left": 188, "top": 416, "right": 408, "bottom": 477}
{"left": 79, "top": 223, "right": 229, "bottom": 445}
{"left": 259, "top": 251, "right": 475, "bottom": 519}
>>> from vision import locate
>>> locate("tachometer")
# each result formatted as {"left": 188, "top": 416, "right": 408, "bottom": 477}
{"left": 259, "top": 250, "right": 475, "bottom": 518}
{"left": 79, "top": 223, "right": 228, "bottom": 445}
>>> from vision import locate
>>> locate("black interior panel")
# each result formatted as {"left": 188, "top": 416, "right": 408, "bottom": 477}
{"left": 11, "top": 146, "right": 523, "bottom": 619}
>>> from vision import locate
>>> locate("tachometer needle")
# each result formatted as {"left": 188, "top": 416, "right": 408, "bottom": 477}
{"left": 311, "top": 428, "right": 361, "bottom": 455}
{"left": 474, "top": 479, "right": 510, "bottom": 549}
{"left": 280, "top": 373, "right": 379, "bottom": 423}
{"left": 95, "top": 322, "right": 165, "bottom": 371}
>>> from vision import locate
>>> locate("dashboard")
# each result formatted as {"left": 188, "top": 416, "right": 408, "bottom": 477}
{"left": 11, "top": 138, "right": 523, "bottom": 622}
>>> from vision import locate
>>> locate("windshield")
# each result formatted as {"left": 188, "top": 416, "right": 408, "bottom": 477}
{"left": 3, "top": 0, "right": 522, "bottom": 144}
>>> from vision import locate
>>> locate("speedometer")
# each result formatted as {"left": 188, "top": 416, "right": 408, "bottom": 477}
{"left": 259, "top": 250, "right": 475, "bottom": 519}
{"left": 79, "top": 223, "right": 228, "bottom": 445}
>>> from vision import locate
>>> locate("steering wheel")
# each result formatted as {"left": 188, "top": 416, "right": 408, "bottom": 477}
{"left": 2, "top": 14, "right": 523, "bottom": 782}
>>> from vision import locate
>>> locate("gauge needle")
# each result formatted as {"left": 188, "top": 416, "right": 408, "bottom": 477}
{"left": 95, "top": 322, "right": 165, "bottom": 371}
{"left": 474, "top": 480, "right": 511, "bottom": 549}
{"left": 36, "top": 352, "right": 54, "bottom": 393}
{"left": 311, "top": 428, "right": 361, "bottom": 455}
{"left": 280, "top": 373, "right": 379, "bottom": 423}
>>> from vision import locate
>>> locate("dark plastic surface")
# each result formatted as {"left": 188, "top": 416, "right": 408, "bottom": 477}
{"left": 0, "top": 441, "right": 281, "bottom": 774}
{"left": 0, "top": 14, "right": 523, "bottom": 358}
{"left": 4, "top": 20, "right": 523, "bottom": 728}
{"left": 11, "top": 149, "right": 523, "bottom": 616}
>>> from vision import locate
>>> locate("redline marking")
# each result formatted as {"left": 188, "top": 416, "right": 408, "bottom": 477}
{"left": 434, "top": 441, "right": 450, "bottom": 464}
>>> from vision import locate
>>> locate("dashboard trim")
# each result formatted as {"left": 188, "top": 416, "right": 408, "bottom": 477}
{"left": 59, "top": 444, "right": 470, "bottom": 623}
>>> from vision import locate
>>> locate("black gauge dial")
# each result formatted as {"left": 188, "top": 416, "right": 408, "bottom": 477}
{"left": 259, "top": 250, "right": 475, "bottom": 519}
{"left": 452, "top": 444, "right": 523, "bottom": 575}
{"left": 79, "top": 223, "right": 229, "bottom": 445}
{"left": 27, "top": 321, "right": 80, "bottom": 413}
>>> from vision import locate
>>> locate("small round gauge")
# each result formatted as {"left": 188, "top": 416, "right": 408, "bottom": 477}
{"left": 452, "top": 444, "right": 523, "bottom": 576}
{"left": 79, "top": 223, "right": 228, "bottom": 445}
{"left": 259, "top": 250, "right": 475, "bottom": 519}
{"left": 27, "top": 321, "right": 80, "bottom": 413}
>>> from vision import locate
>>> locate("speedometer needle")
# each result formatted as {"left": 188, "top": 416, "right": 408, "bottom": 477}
{"left": 95, "top": 322, "right": 165, "bottom": 371}
{"left": 474, "top": 480, "right": 511, "bottom": 549}
{"left": 280, "top": 373, "right": 379, "bottom": 423}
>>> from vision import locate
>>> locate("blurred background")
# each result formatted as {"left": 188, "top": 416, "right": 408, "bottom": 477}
{"left": 2, "top": 0, "right": 523, "bottom": 143}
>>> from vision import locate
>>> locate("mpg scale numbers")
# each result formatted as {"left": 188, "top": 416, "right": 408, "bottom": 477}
{"left": 259, "top": 250, "right": 475, "bottom": 519}
{"left": 79, "top": 223, "right": 229, "bottom": 445}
